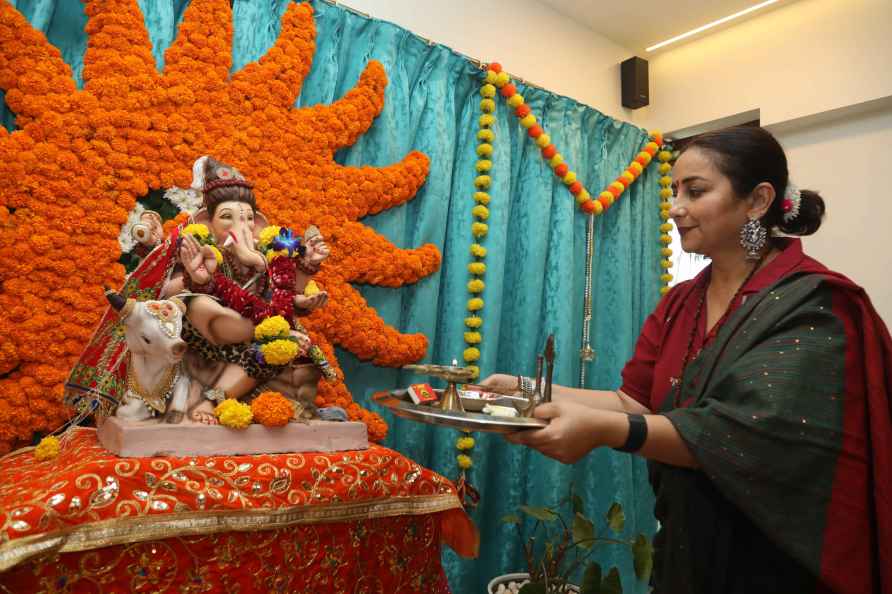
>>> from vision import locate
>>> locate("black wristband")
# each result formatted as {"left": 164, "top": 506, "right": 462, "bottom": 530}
{"left": 613, "top": 414, "right": 648, "bottom": 453}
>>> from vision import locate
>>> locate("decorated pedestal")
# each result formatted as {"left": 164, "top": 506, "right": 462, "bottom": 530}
{"left": 0, "top": 428, "right": 477, "bottom": 592}
{"left": 97, "top": 416, "right": 369, "bottom": 457}
{"left": 0, "top": 0, "right": 487, "bottom": 589}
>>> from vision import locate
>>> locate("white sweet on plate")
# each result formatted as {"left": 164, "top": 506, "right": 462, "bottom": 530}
{"left": 482, "top": 404, "right": 517, "bottom": 418}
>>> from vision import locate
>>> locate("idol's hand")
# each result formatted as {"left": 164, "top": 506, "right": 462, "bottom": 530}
{"left": 180, "top": 234, "right": 214, "bottom": 285}
{"left": 477, "top": 373, "right": 520, "bottom": 394}
{"left": 505, "top": 401, "right": 622, "bottom": 464}
{"left": 199, "top": 245, "right": 219, "bottom": 275}
{"left": 289, "top": 329, "right": 311, "bottom": 356}
{"left": 304, "top": 234, "right": 331, "bottom": 266}
{"left": 293, "top": 292, "right": 328, "bottom": 312}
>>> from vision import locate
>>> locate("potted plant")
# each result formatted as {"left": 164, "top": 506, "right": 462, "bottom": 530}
{"left": 488, "top": 487, "right": 653, "bottom": 594}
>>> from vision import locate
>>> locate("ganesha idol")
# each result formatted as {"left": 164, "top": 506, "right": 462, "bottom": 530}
{"left": 64, "top": 156, "right": 347, "bottom": 446}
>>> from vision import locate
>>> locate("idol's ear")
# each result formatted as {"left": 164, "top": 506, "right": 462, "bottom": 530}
{"left": 192, "top": 208, "right": 211, "bottom": 227}
{"left": 253, "top": 211, "right": 270, "bottom": 240}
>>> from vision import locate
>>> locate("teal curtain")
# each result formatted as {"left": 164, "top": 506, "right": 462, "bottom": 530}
{"left": 2, "top": 1, "right": 658, "bottom": 592}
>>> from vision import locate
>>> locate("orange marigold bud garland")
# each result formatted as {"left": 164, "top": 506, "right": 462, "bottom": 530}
{"left": 657, "top": 145, "right": 675, "bottom": 296}
{"left": 484, "top": 62, "right": 673, "bottom": 293}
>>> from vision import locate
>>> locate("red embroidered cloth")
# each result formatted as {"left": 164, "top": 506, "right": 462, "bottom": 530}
{"left": 0, "top": 428, "right": 477, "bottom": 591}
{"left": 1, "top": 514, "right": 452, "bottom": 593}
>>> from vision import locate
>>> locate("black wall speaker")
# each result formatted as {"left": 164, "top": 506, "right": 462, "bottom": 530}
{"left": 621, "top": 57, "right": 649, "bottom": 109}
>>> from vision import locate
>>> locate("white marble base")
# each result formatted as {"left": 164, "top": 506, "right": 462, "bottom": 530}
{"left": 97, "top": 415, "right": 368, "bottom": 457}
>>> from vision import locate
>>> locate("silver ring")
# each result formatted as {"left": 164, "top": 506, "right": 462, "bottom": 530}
{"left": 517, "top": 375, "right": 534, "bottom": 398}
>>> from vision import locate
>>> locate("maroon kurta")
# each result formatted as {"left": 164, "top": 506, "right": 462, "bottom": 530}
{"left": 620, "top": 238, "right": 828, "bottom": 411}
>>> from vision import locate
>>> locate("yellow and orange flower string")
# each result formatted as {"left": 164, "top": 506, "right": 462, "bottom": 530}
{"left": 455, "top": 71, "right": 496, "bottom": 505}
{"left": 457, "top": 63, "right": 673, "bottom": 498}
{"left": 454, "top": 432, "right": 479, "bottom": 510}
{"left": 465, "top": 62, "right": 673, "bottom": 372}
{"left": 462, "top": 75, "right": 496, "bottom": 379}
{"left": 657, "top": 150, "right": 675, "bottom": 295}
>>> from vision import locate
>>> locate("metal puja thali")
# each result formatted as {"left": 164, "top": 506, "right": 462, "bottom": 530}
{"left": 372, "top": 389, "right": 548, "bottom": 434}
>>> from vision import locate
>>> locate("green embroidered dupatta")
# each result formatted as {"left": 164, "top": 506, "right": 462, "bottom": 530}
{"left": 651, "top": 272, "right": 891, "bottom": 594}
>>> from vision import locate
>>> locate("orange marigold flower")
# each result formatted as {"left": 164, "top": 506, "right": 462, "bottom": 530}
{"left": 250, "top": 391, "right": 294, "bottom": 427}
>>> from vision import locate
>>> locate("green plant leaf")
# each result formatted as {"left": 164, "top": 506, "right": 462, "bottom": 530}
{"left": 502, "top": 513, "right": 521, "bottom": 525}
{"left": 520, "top": 505, "right": 558, "bottom": 522}
{"left": 571, "top": 493, "right": 584, "bottom": 516}
{"left": 606, "top": 503, "right": 625, "bottom": 534}
{"left": 545, "top": 541, "right": 554, "bottom": 563}
{"left": 632, "top": 534, "right": 654, "bottom": 582}
{"left": 519, "top": 583, "right": 547, "bottom": 594}
{"left": 601, "top": 567, "right": 623, "bottom": 594}
{"left": 580, "top": 562, "right": 602, "bottom": 594}
{"left": 573, "top": 512, "right": 595, "bottom": 549}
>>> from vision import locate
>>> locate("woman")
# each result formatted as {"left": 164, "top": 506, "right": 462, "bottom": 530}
{"left": 482, "top": 126, "right": 892, "bottom": 594}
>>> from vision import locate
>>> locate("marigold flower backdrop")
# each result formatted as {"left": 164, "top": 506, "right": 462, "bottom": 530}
{"left": 0, "top": 1, "right": 658, "bottom": 591}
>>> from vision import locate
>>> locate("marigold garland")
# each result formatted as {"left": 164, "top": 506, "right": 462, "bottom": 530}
{"left": 588, "top": 130, "right": 675, "bottom": 295}
{"left": 251, "top": 391, "right": 294, "bottom": 427}
{"left": 455, "top": 434, "right": 475, "bottom": 469}
{"left": 657, "top": 149, "right": 675, "bottom": 295}
{"left": 454, "top": 431, "right": 478, "bottom": 509}
{"left": 0, "top": 0, "right": 439, "bottom": 452}
{"left": 484, "top": 63, "right": 593, "bottom": 213}
{"left": 460, "top": 74, "right": 497, "bottom": 380}
{"left": 483, "top": 61, "right": 675, "bottom": 300}
{"left": 591, "top": 130, "right": 664, "bottom": 215}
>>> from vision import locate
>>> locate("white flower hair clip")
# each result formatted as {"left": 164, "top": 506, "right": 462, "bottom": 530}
{"left": 782, "top": 182, "right": 801, "bottom": 223}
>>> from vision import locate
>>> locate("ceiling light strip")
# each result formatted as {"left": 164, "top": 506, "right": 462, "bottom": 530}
{"left": 646, "top": 0, "right": 780, "bottom": 52}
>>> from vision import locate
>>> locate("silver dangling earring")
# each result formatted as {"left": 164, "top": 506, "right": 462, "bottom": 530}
{"left": 739, "top": 217, "right": 767, "bottom": 260}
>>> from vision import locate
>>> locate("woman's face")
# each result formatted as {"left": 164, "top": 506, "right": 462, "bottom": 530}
{"left": 669, "top": 148, "right": 751, "bottom": 259}
{"left": 211, "top": 200, "right": 255, "bottom": 246}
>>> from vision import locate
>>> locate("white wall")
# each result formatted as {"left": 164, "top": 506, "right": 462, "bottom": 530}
{"left": 634, "top": 0, "right": 892, "bottom": 134}
{"left": 777, "top": 106, "right": 892, "bottom": 325}
{"left": 339, "top": 0, "right": 636, "bottom": 121}
{"left": 666, "top": 104, "right": 892, "bottom": 326}
{"left": 635, "top": 0, "right": 892, "bottom": 325}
